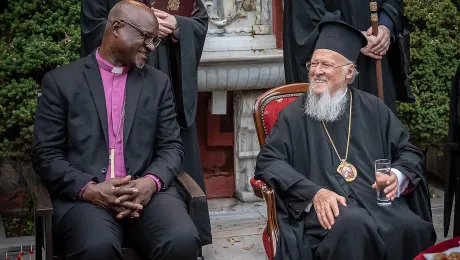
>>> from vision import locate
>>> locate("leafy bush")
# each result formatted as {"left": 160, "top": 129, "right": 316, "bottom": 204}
{"left": 0, "top": 0, "right": 81, "bottom": 157}
{"left": 398, "top": 0, "right": 460, "bottom": 150}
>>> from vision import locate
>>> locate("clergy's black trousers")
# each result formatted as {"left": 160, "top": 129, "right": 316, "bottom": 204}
{"left": 305, "top": 200, "right": 432, "bottom": 260}
{"left": 54, "top": 189, "right": 200, "bottom": 260}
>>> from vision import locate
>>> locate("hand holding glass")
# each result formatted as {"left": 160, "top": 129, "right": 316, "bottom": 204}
{"left": 375, "top": 159, "right": 392, "bottom": 206}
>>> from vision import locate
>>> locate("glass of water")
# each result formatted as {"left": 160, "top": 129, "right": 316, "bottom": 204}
{"left": 375, "top": 159, "right": 392, "bottom": 206}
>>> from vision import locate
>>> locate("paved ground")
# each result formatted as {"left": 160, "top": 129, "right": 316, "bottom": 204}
{"left": 202, "top": 198, "right": 267, "bottom": 260}
{"left": 0, "top": 185, "right": 455, "bottom": 260}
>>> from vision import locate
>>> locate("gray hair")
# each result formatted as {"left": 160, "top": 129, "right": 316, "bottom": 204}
{"left": 342, "top": 58, "right": 359, "bottom": 85}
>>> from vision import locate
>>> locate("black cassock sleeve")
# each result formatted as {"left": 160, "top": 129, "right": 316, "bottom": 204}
{"left": 169, "top": 1, "right": 208, "bottom": 128}
{"left": 378, "top": 99, "right": 436, "bottom": 242}
{"left": 381, "top": 0, "right": 405, "bottom": 33}
{"left": 377, "top": 99, "right": 424, "bottom": 185}
{"left": 255, "top": 112, "right": 322, "bottom": 218}
{"left": 80, "top": 0, "right": 109, "bottom": 57}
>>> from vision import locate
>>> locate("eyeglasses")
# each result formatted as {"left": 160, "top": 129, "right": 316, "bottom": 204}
{"left": 118, "top": 20, "right": 162, "bottom": 47}
{"left": 306, "top": 61, "right": 352, "bottom": 71}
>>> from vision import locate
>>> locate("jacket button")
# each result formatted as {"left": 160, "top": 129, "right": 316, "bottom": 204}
{"left": 101, "top": 168, "right": 107, "bottom": 174}
{"left": 288, "top": 203, "right": 292, "bottom": 208}
{"left": 295, "top": 209, "right": 300, "bottom": 214}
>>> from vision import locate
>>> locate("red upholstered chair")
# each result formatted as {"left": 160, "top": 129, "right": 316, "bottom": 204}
{"left": 250, "top": 83, "right": 308, "bottom": 260}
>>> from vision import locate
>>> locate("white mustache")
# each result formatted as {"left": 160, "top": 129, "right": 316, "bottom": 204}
{"left": 311, "top": 77, "right": 328, "bottom": 82}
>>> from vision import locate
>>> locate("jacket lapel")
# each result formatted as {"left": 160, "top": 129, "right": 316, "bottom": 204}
{"left": 123, "top": 68, "right": 144, "bottom": 147}
{"left": 83, "top": 53, "right": 109, "bottom": 148}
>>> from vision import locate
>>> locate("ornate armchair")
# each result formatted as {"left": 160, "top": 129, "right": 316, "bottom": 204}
{"left": 20, "top": 166, "right": 206, "bottom": 260}
{"left": 250, "top": 83, "right": 309, "bottom": 260}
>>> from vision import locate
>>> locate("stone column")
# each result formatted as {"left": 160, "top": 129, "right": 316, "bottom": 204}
{"left": 234, "top": 90, "right": 265, "bottom": 202}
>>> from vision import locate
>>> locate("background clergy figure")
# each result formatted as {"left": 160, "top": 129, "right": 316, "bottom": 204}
{"left": 283, "top": 0, "right": 413, "bottom": 113}
{"left": 255, "top": 19, "right": 435, "bottom": 260}
{"left": 80, "top": 0, "right": 212, "bottom": 247}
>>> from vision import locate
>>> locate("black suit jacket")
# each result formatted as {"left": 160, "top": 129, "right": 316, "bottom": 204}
{"left": 32, "top": 52, "right": 184, "bottom": 227}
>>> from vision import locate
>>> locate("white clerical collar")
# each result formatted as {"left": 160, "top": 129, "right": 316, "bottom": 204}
{"left": 111, "top": 67, "right": 123, "bottom": 74}
{"left": 336, "top": 88, "right": 349, "bottom": 102}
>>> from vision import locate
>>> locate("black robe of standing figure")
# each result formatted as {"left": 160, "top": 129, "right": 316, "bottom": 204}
{"left": 255, "top": 88, "right": 436, "bottom": 260}
{"left": 80, "top": 0, "right": 212, "bottom": 245}
{"left": 283, "top": 0, "right": 414, "bottom": 113}
{"left": 443, "top": 64, "right": 460, "bottom": 237}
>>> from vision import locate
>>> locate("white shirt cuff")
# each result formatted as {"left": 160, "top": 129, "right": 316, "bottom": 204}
{"left": 304, "top": 202, "right": 313, "bottom": 213}
{"left": 392, "top": 168, "right": 408, "bottom": 197}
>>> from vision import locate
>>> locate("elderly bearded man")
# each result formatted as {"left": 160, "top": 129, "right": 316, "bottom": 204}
{"left": 254, "top": 20, "right": 435, "bottom": 260}
{"left": 32, "top": 1, "right": 200, "bottom": 259}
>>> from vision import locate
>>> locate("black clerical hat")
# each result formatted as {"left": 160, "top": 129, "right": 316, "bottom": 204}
{"left": 314, "top": 20, "right": 368, "bottom": 63}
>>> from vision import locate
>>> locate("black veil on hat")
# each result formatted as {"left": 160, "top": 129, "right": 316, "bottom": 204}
{"left": 314, "top": 20, "right": 368, "bottom": 63}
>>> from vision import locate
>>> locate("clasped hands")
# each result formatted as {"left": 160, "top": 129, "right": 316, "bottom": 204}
{"left": 360, "top": 25, "right": 391, "bottom": 59}
{"left": 312, "top": 171, "right": 398, "bottom": 230}
{"left": 81, "top": 175, "right": 157, "bottom": 220}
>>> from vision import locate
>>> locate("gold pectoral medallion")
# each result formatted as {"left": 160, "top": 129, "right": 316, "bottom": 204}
{"left": 167, "top": 0, "right": 180, "bottom": 11}
{"left": 336, "top": 160, "right": 357, "bottom": 182}
{"left": 322, "top": 91, "right": 357, "bottom": 183}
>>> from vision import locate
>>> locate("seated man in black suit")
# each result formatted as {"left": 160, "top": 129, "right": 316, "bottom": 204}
{"left": 31, "top": 1, "right": 199, "bottom": 259}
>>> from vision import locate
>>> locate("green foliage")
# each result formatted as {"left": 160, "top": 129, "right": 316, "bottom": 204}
{"left": 398, "top": 0, "right": 460, "bottom": 150}
{"left": 0, "top": 0, "right": 81, "bottom": 157}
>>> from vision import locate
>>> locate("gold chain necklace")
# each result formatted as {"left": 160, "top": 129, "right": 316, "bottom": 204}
{"left": 321, "top": 90, "right": 357, "bottom": 182}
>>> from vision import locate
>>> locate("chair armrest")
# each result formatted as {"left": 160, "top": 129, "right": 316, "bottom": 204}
{"left": 20, "top": 166, "right": 53, "bottom": 217}
{"left": 19, "top": 165, "right": 53, "bottom": 260}
{"left": 176, "top": 171, "right": 206, "bottom": 204}
{"left": 176, "top": 171, "right": 207, "bottom": 234}
{"left": 250, "top": 178, "right": 266, "bottom": 199}
{"left": 250, "top": 178, "right": 279, "bottom": 258}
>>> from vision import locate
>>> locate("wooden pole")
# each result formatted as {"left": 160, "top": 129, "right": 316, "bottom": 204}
{"left": 370, "top": 1, "right": 384, "bottom": 101}
{"left": 273, "top": 0, "right": 284, "bottom": 49}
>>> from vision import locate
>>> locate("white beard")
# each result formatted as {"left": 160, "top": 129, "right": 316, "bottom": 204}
{"left": 304, "top": 82, "right": 348, "bottom": 122}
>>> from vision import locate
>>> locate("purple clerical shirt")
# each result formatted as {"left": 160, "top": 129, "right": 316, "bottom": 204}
{"left": 78, "top": 50, "right": 161, "bottom": 198}
{"left": 96, "top": 50, "right": 129, "bottom": 180}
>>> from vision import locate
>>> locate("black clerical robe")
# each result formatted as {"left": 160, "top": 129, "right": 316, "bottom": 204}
{"left": 283, "top": 0, "right": 414, "bottom": 113}
{"left": 80, "top": 0, "right": 212, "bottom": 245}
{"left": 255, "top": 88, "right": 436, "bottom": 260}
